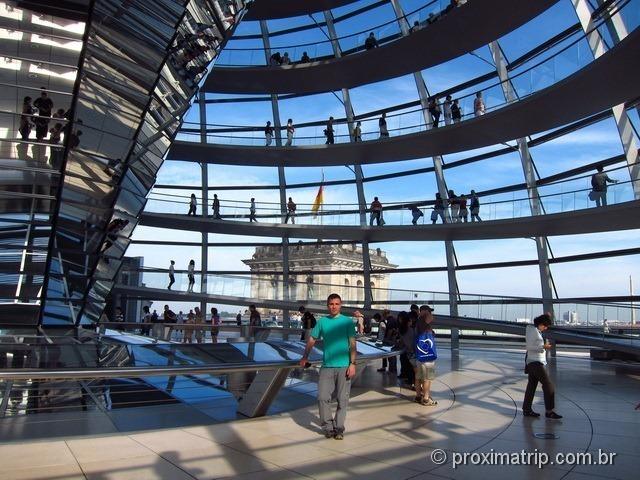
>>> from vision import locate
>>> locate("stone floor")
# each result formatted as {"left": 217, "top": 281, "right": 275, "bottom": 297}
{"left": 1, "top": 346, "right": 638, "bottom": 480}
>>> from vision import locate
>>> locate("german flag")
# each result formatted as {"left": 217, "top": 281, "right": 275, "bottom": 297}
{"left": 311, "top": 172, "right": 324, "bottom": 218}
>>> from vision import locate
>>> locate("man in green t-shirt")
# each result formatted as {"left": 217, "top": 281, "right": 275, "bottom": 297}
{"left": 299, "top": 293, "right": 362, "bottom": 440}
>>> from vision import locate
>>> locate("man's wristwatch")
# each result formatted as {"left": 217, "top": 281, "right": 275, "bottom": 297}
{"left": 350, "top": 362, "right": 356, "bottom": 366}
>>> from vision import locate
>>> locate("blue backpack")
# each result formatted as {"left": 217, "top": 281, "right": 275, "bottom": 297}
{"left": 416, "top": 331, "right": 437, "bottom": 362}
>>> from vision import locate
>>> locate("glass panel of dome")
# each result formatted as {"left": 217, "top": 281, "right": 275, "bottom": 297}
{"left": 156, "top": 160, "right": 201, "bottom": 186}
{"left": 498, "top": 0, "right": 579, "bottom": 61}
{"left": 421, "top": 50, "right": 497, "bottom": 94}
{"left": 348, "top": 75, "right": 419, "bottom": 116}
{"left": 530, "top": 117, "right": 625, "bottom": 178}
{"left": 232, "top": 18, "right": 261, "bottom": 36}
{"left": 546, "top": 230, "right": 640, "bottom": 257}
{"left": 208, "top": 165, "right": 279, "bottom": 188}
{"left": 442, "top": 150, "right": 522, "bottom": 190}
{"left": 285, "top": 165, "right": 356, "bottom": 185}
{"left": 361, "top": 157, "right": 435, "bottom": 178}
{"left": 217, "top": 37, "right": 267, "bottom": 66}
{"left": 551, "top": 255, "right": 640, "bottom": 301}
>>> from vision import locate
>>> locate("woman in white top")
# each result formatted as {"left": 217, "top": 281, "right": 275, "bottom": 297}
{"left": 187, "top": 259, "right": 195, "bottom": 292}
{"left": 473, "top": 92, "right": 485, "bottom": 117}
{"left": 443, "top": 95, "right": 452, "bottom": 125}
{"left": 285, "top": 118, "right": 295, "bottom": 146}
{"left": 522, "top": 314, "right": 562, "bottom": 419}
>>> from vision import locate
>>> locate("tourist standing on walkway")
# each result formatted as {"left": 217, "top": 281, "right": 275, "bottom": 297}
{"left": 249, "top": 304, "right": 261, "bottom": 330}
{"left": 428, "top": 97, "right": 441, "bottom": 128}
{"left": 354, "top": 121, "right": 362, "bottom": 142}
{"left": 212, "top": 194, "right": 221, "bottom": 219}
{"left": 432, "top": 193, "right": 446, "bottom": 224}
{"left": 162, "top": 305, "right": 177, "bottom": 339}
{"left": 590, "top": 164, "right": 618, "bottom": 207}
{"left": 187, "top": 193, "right": 197, "bottom": 216}
{"left": 167, "top": 260, "right": 175, "bottom": 290}
{"left": 379, "top": 113, "right": 389, "bottom": 138}
{"left": 249, "top": 198, "right": 257, "bottom": 222}
{"left": 299, "top": 294, "right": 362, "bottom": 439}
{"left": 175, "top": 311, "right": 184, "bottom": 341}
{"left": 236, "top": 311, "right": 242, "bottom": 326}
{"left": 33, "top": 87, "right": 53, "bottom": 140}
{"left": 522, "top": 313, "right": 563, "bottom": 419}
{"left": 469, "top": 190, "right": 482, "bottom": 222}
{"left": 451, "top": 99, "right": 461, "bottom": 123}
{"left": 187, "top": 259, "right": 195, "bottom": 292}
{"left": 183, "top": 310, "right": 194, "bottom": 343}
{"left": 285, "top": 118, "right": 295, "bottom": 146}
{"left": 141, "top": 306, "right": 152, "bottom": 336}
{"left": 364, "top": 32, "right": 379, "bottom": 50}
{"left": 443, "top": 95, "right": 453, "bottom": 126}
{"left": 398, "top": 311, "right": 416, "bottom": 387}
{"left": 474, "top": 92, "right": 485, "bottom": 117}
{"left": 410, "top": 205, "right": 424, "bottom": 225}
{"left": 194, "top": 307, "right": 204, "bottom": 343}
{"left": 458, "top": 194, "right": 469, "bottom": 223}
{"left": 264, "top": 121, "right": 274, "bottom": 146}
{"left": 325, "top": 117, "right": 335, "bottom": 144}
{"left": 448, "top": 190, "right": 459, "bottom": 222}
{"left": 19, "top": 96, "right": 35, "bottom": 140}
{"left": 281, "top": 52, "right": 291, "bottom": 65}
{"left": 378, "top": 310, "right": 398, "bottom": 373}
{"left": 300, "top": 51, "right": 310, "bottom": 63}
{"left": 285, "top": 197, "right": 296, "bottom": 224}
{"left": 211, "top": 307, "right": 221, "bottom": 343}
{"left": 299, "top": 305, "right": 316, "bottom": 341}
{"left": 370, "top": 197, "right": 383, "bottom": 226}
{"left": 414, "top": 305, "right": 438, "bottom": 405}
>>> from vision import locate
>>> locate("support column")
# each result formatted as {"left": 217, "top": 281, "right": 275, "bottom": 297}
{"left": 199, "top": 92, "right": 208, "bottom": 314}
{"left": 260, "top": 20, "right": 290, "bottom": 325}
{"left": 389, "top": 0, "right": 459, "bottom": 345}
{"left": 572, "top": 0, "right": 639, "bottom": 198}
{"left": 323, "top": 10, "right": 372, "bottom": 308}
{"left": 488, "top": 41, "right": 555, "bottom": 323}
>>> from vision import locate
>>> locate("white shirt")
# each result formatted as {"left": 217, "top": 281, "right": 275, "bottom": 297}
{"left": 443, "top": 101, "right": 452, "bottom": 117}
{"left": 525, "top": 324, "right": 546, "bottom": 365}
{"left": 169, "top": 264, "right": 174, "bottom": 275}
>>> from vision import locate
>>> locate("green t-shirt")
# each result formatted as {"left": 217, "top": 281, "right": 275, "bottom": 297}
{"left": 311, "top": 313, "right": 356, "bottom": 367}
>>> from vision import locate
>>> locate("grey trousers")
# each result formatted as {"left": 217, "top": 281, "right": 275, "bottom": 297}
{"left": 318, "top": 367, "right": 351, "bottom": 434}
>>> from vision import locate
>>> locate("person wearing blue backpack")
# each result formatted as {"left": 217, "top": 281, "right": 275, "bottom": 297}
{"left": 413, "top": 305, "right": 438, "bottom": 406}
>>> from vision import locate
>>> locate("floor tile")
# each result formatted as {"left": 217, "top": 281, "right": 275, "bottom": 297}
{"left": 0, "top": 441, "right": 77, "bottom": 470}
{"left": 66, "top": 435, "right": 155, "bottom": 463}
{"left": 80, "top": 455, "right": 194, "bottom": 480}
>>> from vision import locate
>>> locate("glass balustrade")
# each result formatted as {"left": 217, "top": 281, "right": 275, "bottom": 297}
{"left": 176, "top": 0, "right": 640, "bottom": 147}
{"left": 214, "top": 0, "right": 448, "bottom": 66}
{"left": 143, "top": 171, "right": 639, "bottom": 226}
{"left": 116, "top": 269, "right": 640, "bottom": 331}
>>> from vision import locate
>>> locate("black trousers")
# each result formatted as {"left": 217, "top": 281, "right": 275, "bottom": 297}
{"left": 523, "top": 361, "right": 555, "bottom": 412}
{"left": 382, "top": 355, "right": 397, "bottom": 372}
{"left": 399, "top": 353, "right": 415, "bottom": 385}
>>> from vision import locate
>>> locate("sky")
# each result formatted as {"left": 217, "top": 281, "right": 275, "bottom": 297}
{"left": 126, "top": 0, "right": 640, "bottom": 320}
